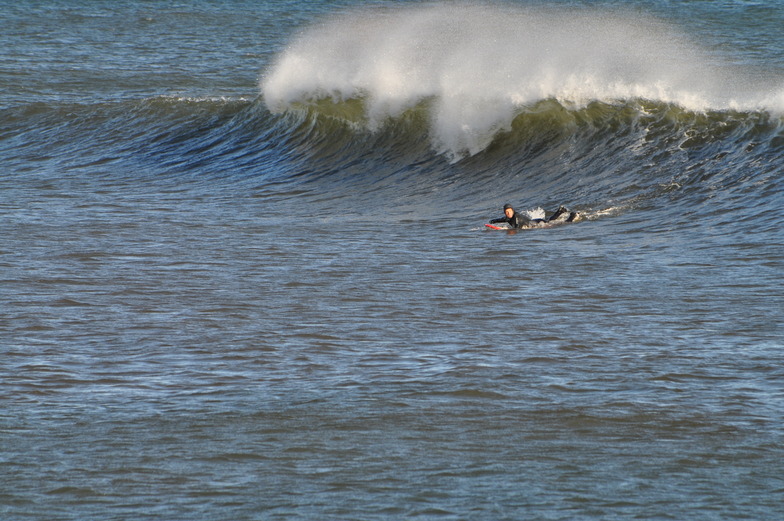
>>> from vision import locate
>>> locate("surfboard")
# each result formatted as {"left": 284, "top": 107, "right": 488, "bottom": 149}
{"left": 485, "top": 224, "right": 507, "bottom": 230}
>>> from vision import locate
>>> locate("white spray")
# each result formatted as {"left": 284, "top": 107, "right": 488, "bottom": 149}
{"left": 261, "top": 3, "right": 781, "bottom": 159}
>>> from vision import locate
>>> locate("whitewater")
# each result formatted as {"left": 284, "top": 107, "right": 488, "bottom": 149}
{"left": 1, "top": 1, "right": 783, "bottom": 520}
{"left": 262, "top": 3, "right": 784, "bottom": 159}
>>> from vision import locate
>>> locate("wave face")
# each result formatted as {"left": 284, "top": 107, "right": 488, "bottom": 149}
{"left": 261, "top": 3, "right": 784, "bottom": 160}
{"left": 3, "top": 97, "right": 783, "bottom": 228}
{"left": 2, "top": 1, "right": 783, "bottom": 226}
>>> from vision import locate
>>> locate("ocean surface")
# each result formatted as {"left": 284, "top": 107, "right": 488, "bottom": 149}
{"left": 1, "top": 1, "right": 783, "bottom": 519}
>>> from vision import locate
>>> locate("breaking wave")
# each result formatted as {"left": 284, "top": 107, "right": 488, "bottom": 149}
{"left": 261, "top": 3, "right": 784, "bottom": 160}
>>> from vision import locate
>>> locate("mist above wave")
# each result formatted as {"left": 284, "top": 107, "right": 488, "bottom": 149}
{"left": 261, "top": 3, "right": 781, "bottom": 159}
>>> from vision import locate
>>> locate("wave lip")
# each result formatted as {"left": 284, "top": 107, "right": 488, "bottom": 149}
{"left": 261, "top": 2, "right": 783, "bottom": 160}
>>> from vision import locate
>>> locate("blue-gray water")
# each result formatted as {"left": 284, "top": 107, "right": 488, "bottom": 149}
{"left": 1, "top": 1, "right": 783, "bottom": 519}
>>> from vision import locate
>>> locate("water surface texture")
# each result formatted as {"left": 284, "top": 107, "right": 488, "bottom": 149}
{"left": 2, "top": 1, "right": 783, "bottom": 520}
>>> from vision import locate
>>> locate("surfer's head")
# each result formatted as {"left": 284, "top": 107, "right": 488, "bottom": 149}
{"left": 503, "top": 204, "right": 514, "bottom": 218}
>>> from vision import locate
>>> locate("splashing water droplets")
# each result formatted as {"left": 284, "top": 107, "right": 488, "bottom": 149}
{"left": 262, "top": 3, "right": 781, "bottom": 159}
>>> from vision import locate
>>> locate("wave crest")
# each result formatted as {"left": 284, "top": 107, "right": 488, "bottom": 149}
{"left": 261, "top": 2, "right": 784, "bottom": 160}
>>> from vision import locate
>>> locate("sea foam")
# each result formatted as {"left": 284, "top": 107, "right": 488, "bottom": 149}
{"left": 261, "top": 3, "right": 781, "bottom": 159}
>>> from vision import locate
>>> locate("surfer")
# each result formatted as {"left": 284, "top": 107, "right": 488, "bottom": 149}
{"left": 489, "top": 204, "right": 579, "bottom": 229}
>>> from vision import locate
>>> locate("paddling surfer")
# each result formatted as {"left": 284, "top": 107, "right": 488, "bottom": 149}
{"left": 489, "top": 204, "right": 530, "bottom": 228}
{"left": 489, "top": 204, "right": 579, "bottom": 229}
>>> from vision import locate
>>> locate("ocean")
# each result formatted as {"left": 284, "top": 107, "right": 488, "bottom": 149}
{"left": 1, "top": 1, "right": 782, "bottom": 519}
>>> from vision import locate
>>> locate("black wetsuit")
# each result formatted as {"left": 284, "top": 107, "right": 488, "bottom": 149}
{"left": 489, "top": 211, "right": 532, "bottom": 229}
{"left": 490, "top": 206, "right": 574, "bottom": 228}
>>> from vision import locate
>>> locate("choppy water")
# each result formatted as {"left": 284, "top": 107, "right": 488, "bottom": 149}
{"left": 1, "top": 1, "right": 783, "bottom": 520}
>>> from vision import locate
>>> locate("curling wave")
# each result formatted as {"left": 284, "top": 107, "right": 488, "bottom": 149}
{"left": 261, "top": 3, "right": 784, "bottom": 160}
{"left": 2, "top": 92, "right": 782, "bottom": 226}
